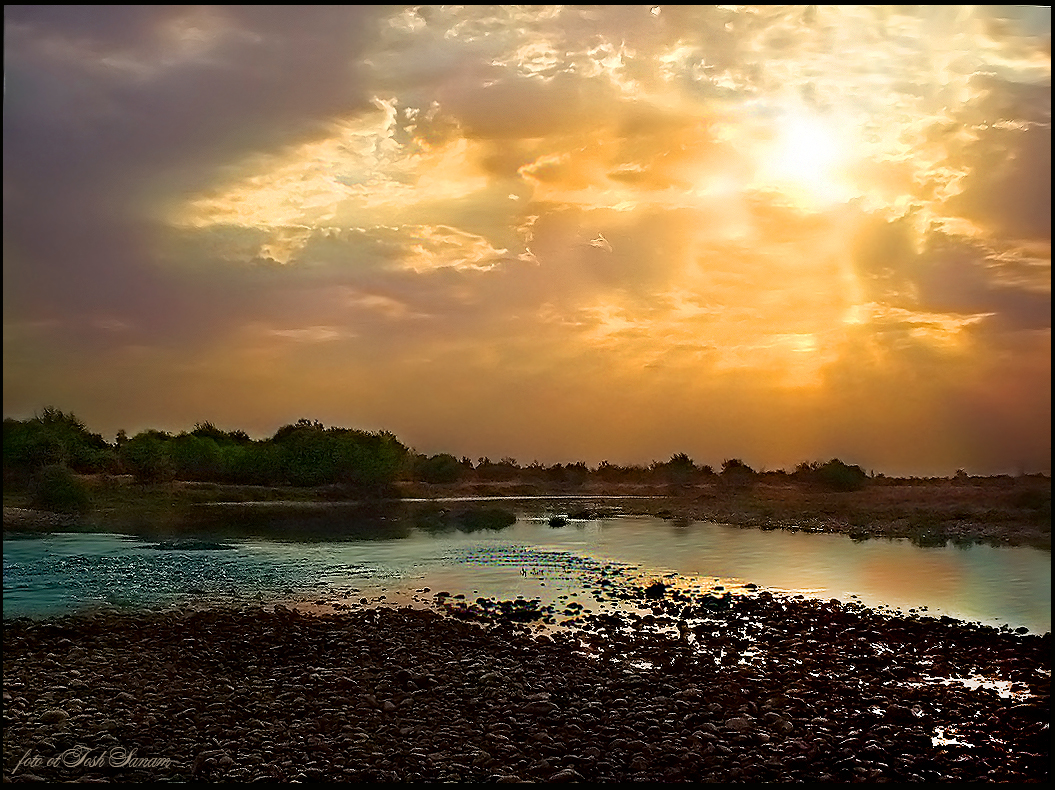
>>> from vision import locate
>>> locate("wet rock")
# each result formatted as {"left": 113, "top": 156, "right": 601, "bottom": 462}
{"left": 548, "top": 767, "right": 586, "bottom": 782}
{"left": 644, "top": 582, "right": 667, "bottom": 600}
{"left": 38, "top": 709, "right": 68, "bottom": 725}
{"left": 2, "top": 588, "right": 1049, "bottom": 783}
{"left": 725, "top": 717, "right": 753, "bottom": 733}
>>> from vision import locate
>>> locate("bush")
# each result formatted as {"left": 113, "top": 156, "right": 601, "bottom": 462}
{"left": 168, "top": 434, "right": 222, "bottom": 481}
{"left": 3, "top": 409, "right": 112, "bottom": 473}
{"left": 119, "top": 431, "right": 175, "bottom": 482}
{"left": 816, "top": 459, "right": 868, "bottom": 492}
{"left": 269, "top": 421, "right": 409, "bottom": 488}
{"left": 654, "top": 453, "right": 698, "bottom": 485}
{"left": 475, "top": 457, "right": 520, "bottom": 482}
{"left": 720, "top": 458, "right": 757, "bottom": 484}
{"left": 218, "top": 443, "right": 282, "bottom": 485}
{"left": 454, "top": 507, "right": 517, "bottom": 532}
{"left": 545, "top": 462, "right": 590, "bottom": 486}
{"left": 30, "top": 465, "right": 92, "bottom": 514}
{"left": 414, "top": 453, "right": 465, "bottom": 484}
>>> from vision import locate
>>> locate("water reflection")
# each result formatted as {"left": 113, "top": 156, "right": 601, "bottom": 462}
{"left": 176, "top": 501, "right": 521, "bottom": 540}
{"left": 2, "top": 507, "right": 1050, "bottom": 633}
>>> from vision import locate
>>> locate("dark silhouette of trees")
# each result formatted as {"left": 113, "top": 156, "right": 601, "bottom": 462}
{"left": 720, "top": 458, "right": 757, "bottom": 485}
{"left": 653, "top": 452, "right": 698, "bottom": 485}
{"left": 595, "top": 460, "right": 650, "bottom": 483}
{"left": 544, "top": 461, "right": 590, "bottom": 486}
{"left": 815, "top": 459, "right": 869, "bottom": 491}
{"left": 4, "top": 407, "right": 884, "bottom": 498}
{"left": 475, "top": 457, "right": 520, "bottom": 482}
{"left": 413, "top": 453, "right": 465, "bottom": 484}
{"left": 789, "top": 458, "right": 869, "bottom": 491}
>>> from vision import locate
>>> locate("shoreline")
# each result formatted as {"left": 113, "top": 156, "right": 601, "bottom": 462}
{"left": 4, "top": 472, "right": 1052, "bottom": 551}
{"left": 3, "top": 589, "right": 1049, "bottom": 783}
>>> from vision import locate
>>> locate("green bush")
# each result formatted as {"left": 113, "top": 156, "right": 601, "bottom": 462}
{"left": 30, "top": 465, "right": 92, "bottom": 514}
{"left": 168, "top": 433, "right": 222, "bottom": 481}
{"left": 270, "top": 420, "right": 409, "bottom": 488}
{"left": 3, "top": 409, "right": 111, "bottom": 473}
{"left": 119, "top": 431, "right": 175, "bottom": 482}
{"left": 414, "top": 453, "right": 465, "bottom": 484}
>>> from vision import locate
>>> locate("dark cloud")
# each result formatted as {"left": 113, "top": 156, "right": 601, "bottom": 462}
{"left": 853, "top": 216, "right": 1050, "bottom": 333}
{"left": 3, "top": 5, "right": 389, "bottom": 350}
{"left": 4, "top": 6, "right": 384, "bottom": 202}
{"left": 944, "top": 123, "right": 1051, "bottom": 242}
{"left": 914, "top": 232, "right": 1051, "bottom": 331}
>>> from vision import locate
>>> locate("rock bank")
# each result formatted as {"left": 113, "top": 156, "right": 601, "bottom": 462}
{"left": 3, "top": 590, "right": 1049, "bottom": 783}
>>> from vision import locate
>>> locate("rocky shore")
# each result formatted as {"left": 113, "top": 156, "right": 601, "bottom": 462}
{"left": 3, "top": 588, "right": 1049, "bottom": 783}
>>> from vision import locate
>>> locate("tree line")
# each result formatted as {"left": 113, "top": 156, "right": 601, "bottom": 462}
{"left": 3, "top": 407, "right": 870, "bottom": 492}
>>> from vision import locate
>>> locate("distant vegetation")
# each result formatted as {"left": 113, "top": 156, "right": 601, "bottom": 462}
{"left": 1, "top": 406, "right": 1036, "bottom": 508}
{"left": 4, "top": 410, "right": 410, "bottom": 495}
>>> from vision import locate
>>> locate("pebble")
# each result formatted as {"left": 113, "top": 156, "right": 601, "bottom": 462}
{"left": 2, "top": 589, "right": 1049, "bottom": 783}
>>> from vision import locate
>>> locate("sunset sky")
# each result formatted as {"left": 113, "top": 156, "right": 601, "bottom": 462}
{"left": 4, "top": 5, "right": 1050, "bottom": 476}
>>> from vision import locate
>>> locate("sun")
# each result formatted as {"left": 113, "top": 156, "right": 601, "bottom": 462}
{"left": 757, "top": 109, "right": 852, "bottom": 207}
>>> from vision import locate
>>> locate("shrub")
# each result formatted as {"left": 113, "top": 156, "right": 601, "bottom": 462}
{"left": 3, "top": 409, "right": 112, "bottom": 473}
{"left": 270, "top": 421, "right": 408, "bottom": 488}
{"left": 595, "top": 461, "right": 650, "bottom": 483}
{"left": 816, "top": 459, "right": 869, "bottom": 492}
{"left": 414, "top": 453, "right": 465, "bottom": 484}
{"left": 655, "top": 453, "right": 698, "bottom": 485}
{"left": 720, "top": 458, "right": 757, "bottom": 484}
{"left": 218, "top": 442, "right": 282, "bottom": 485}
{"left": 119, "top": 431, "right": 175, "bottom": 482}
{"left": 167, "top": 433, "right": 222, "bottom": 481}
{"left": 30, "top": 464, "right": 92, "bottom": 514}
{"left": 454, "top": 507, "right": 517, "bottom": 532}
{"left": 475, "top": 457, "right": 520, "bottom": 482}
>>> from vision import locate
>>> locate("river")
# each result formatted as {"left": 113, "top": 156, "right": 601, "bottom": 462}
{"left": 3, "top": 504, "right": 1050, "bottom": 634}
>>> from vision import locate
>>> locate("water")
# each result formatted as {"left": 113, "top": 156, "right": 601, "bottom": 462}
{"left": 3, "top": 510, "right": 1050, "bottom": 633}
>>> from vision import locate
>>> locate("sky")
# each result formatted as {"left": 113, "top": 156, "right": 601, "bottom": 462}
{"left": 3, "top": 5, "right": 1051, "bottom": 476}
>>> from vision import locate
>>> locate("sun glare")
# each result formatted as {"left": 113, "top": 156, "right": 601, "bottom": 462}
{"left": 759, "top": 110, "right": 852, "bottom": 207}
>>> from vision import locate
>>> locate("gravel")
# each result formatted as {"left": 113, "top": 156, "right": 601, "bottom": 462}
{"left": 3, "top": 589, "right": 1049, "bottom": 783}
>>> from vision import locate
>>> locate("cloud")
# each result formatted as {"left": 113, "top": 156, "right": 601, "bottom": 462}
{"left": 944, "top": 122, "right": 1051, "bottom": 242}
{"left": 852, "top": 215, "right": 1050, "bottom": 335}
{"left": 3, "top": 5, "right": 1049, "bottom": 474}
{"left": 588, "top": 233, "right": 613, "bottom": 253}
